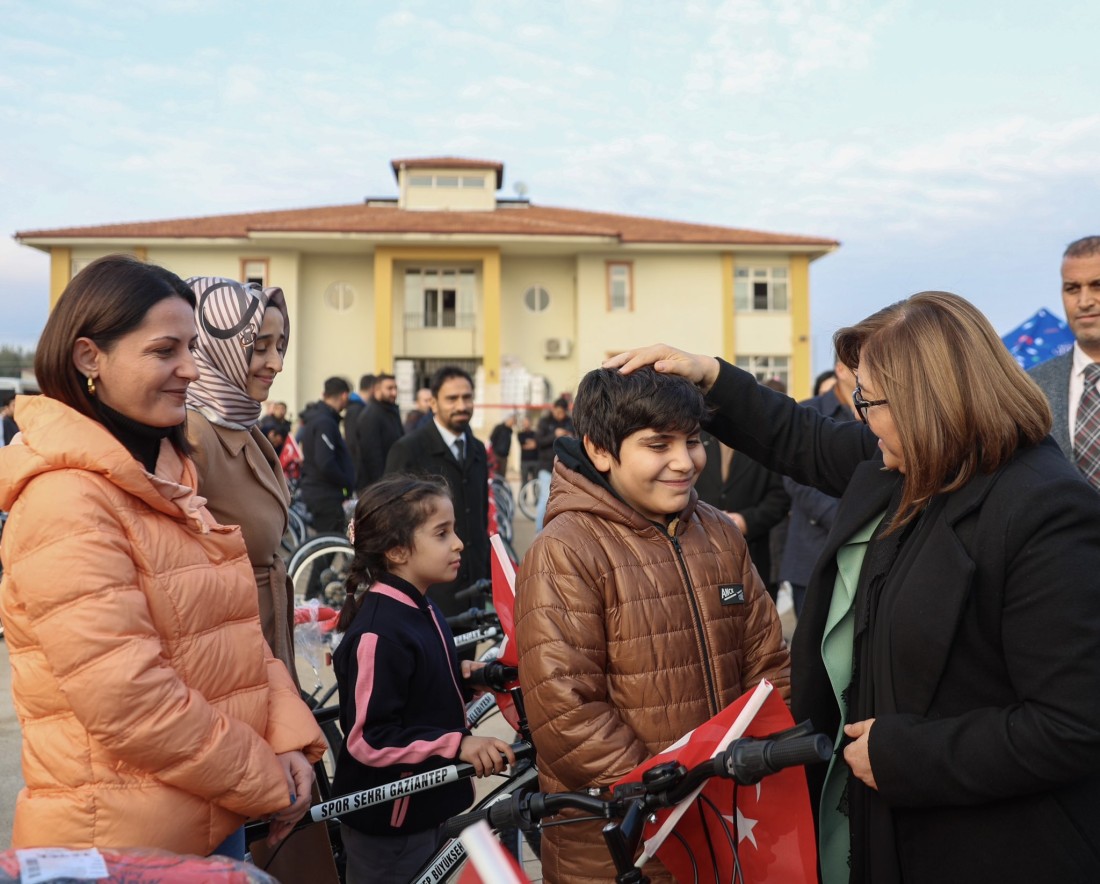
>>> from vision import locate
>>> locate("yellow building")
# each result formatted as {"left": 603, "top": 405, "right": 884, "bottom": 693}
{"left": 16, "top": 156, "right": 837, "bottom": 423}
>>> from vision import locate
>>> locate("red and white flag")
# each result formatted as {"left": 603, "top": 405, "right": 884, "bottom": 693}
{"left": 279, "top": 432, "right": 303, "bottom": 481}
{"left": 488, "top": 534, "right": 521, "bottom": 730}
{"left": 456, "top": 821, "right": 531, "bottom": 883}
{"left": 614, "top": 680, "right": 818, "bottom": 884}
{"left": 489, "top": 534, "right": 518, "bottom": 668}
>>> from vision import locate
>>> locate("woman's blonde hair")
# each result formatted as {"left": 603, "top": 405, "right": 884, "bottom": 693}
{"left": 834, "top": 291, "right": 1051, "bottom": 532}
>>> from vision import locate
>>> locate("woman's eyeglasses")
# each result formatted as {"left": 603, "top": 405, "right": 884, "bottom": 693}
{"left": 852, "top": 385, "right": 888, "bottom": 424}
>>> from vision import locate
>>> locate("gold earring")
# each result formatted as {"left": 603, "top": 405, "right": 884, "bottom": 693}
{"left": 86, "top": 376, "right": 97, "bottom": 396}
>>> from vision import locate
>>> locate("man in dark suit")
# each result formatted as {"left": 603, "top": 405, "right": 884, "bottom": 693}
{"left": 694, "top": 428, "right": 789, "bottom": 601}
{"left": 298, "top": 376, "right": 355, "bottom": 533}
{"left": 1029, "top": 235, "right": 1100, "bottom": 489}
{"left": 779, "top": 359, "right": 857, "bottom": 616}
{"left": 351, "top": 372, "right": 404, "bottom": 492}
{"left": 384, "top": 366, "right": 489, "bottom": 618}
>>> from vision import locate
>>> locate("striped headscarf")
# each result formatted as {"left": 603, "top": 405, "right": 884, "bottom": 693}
{"left": 185, "top": 276, "right": 290, "bottom": 430}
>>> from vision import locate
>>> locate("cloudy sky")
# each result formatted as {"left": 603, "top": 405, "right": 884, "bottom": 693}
{"left": 2, "top": 0, "right": 1098, "bottom": 370}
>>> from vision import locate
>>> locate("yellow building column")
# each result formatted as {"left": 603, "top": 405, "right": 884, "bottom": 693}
{"left": 374, "top": 248, "right": 394, "bottom": 370}
{"left": 789, "top": 254, "right": 811, "bottom": 401}
{"left": 482, "top": 249, "right": 501, "bottom": 388}
{"left": 721, "top": 253, "right": 736, "bottom": 363}
{"left": 49, "top": 248, "right": 72, "bottom": 308}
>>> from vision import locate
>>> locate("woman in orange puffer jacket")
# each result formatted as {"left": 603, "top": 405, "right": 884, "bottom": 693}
{"left": 0, "top": 255, "right": 326, "bottom": 858}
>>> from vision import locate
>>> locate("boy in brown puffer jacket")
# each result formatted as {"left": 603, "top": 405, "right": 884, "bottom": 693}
{"left": 515, "top": 367, "right": 790, "bottom": 884}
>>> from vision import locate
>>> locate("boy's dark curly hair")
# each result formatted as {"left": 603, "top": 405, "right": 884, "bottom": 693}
{"left": 572, "top": 366, "right": 709, "bottom": 460}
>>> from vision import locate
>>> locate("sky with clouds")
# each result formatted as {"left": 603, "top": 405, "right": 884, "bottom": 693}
{"left": 2, "top": 0, "right": 1098, "bottom": 370}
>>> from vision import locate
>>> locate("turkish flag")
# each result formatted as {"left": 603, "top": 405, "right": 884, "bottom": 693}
{"left": 279, "top": 432, "right": 303, "bottom": 480}
{"left": 614, "top": 681, "right": 818, "bottom": 884}
{"left": 489, "top": 534, "right": 518, "bottom": 668}
{"left": 488, "top": 534, "right": 521, "bottom": 730}
{"left": 456, "top": 821, "right": 532, "bottom": 884}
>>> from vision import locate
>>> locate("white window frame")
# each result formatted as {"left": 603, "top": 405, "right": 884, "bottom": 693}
{"left": 404, "top": 267, "right": 476, "bottom": 328}
{"left": 241, "top": 258, "right": 269, "bottom": 287}
{"left": 734, "top": 265, "right": 788, "bottom": 312}
{"left": 735, "top": 355, "right": 790, "bottom": 388}
{"left": 607, "top": 261, "right": 633, "bottom": 312}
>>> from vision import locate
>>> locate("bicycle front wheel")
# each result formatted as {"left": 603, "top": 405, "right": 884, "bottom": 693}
{"left": 289, "top": 534, "right": 355, "bottom": 607}
{"left": 517, "top": 479, "right": 539, "bottom": 521}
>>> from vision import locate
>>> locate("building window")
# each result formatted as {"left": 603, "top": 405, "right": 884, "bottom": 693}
{"left": 323, "top": 281, "right": 356, "bottom": 312}
{"left": 523, "top": 285, "right": 550, "bottom": 313}
{"left": 607, "top": 262, "right": 633, "bottom": 312}
{"left": 735, "top": 355, "right": 789, "bottom": 389}
{"left": 406, "top": 173, "right": 486, "bottom": 189}
{"left": 734, "top": 266, "right": 788, "bottom": 312}
{"left": 241, "top": 258, "right": 269, "bottom": 287}
{"left": 404, "top": 268, "right": 476, "bottom": 328}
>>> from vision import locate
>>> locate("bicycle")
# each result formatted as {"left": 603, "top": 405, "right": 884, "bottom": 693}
{"left": 249, "top": 661, "right": 540, "bottom": 883}
{"left": 287, "top": 532, "right": 353, "bottom": 607}
{"left": 489, "top": 475, "right": 516, "bottom": 545}
{"left": 444, "top": 723, "right": 832, "bottom": 884}
{"left": 516, "top": 476, "right": 539, "bottom": 521}
{"left": 278, "top": 479, "right": 313, "bottom": 558}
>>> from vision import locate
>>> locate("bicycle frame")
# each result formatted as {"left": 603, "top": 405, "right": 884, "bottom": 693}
{"left": 443, "top": 725, "right": 832, "bottom": 884}
{"left": 409, "top": 761, "right": 540, "bottom": 884}
{"left": 310, "top": 741, "right": 534, "bottom": 823}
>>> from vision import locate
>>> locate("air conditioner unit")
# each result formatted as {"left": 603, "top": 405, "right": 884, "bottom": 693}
{"left": 544, "top": 337, "right": 573, "bottom": 359}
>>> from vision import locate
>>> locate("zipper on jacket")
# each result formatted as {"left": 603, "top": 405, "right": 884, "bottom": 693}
{"left": 667, "top": 519, "right": 720, "bottom": 716}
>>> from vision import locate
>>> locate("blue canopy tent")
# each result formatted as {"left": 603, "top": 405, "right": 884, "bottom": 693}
{"left": 1002, "top": 308, "right": 1074, "bottom": 370}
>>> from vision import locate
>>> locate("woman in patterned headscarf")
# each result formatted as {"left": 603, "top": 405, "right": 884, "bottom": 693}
{"left": 184, "top": 276, "right": 297, "bottom": 674}
{"left": 186, "top": 277, "right": 340, "bottom": 881}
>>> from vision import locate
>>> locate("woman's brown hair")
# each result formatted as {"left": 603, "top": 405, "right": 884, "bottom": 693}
{"left": 835, "top": 291, "right": 1052, "bottom": 532}
{"left": 35, "top": 254, "right": 197, "bottom": 451}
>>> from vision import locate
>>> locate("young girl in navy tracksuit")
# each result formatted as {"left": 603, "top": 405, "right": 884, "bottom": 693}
{"left": 332, "top": 475, "right": 516, "bottom": 882}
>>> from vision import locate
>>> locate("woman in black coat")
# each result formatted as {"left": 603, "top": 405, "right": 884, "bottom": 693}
{"left": 609, "top": 292, "right": 1100, "bottom": 884}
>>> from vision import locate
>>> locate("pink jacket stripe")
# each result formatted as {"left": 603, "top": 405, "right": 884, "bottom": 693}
{"left": 346, "top": 633, "right": 463, "bottom": 766}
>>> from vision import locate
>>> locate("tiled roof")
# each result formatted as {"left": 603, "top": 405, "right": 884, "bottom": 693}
{"left": 16, "top": 202, "right": 837, "bottom": 248}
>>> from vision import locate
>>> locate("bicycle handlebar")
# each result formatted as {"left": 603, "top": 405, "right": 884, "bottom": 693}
{"left": 454, "top": 577, "right": 493, "bottom": 603}
{"left": 466, "top": 660, "right": 519, "bottom": 691}
{"left": 442, "top": 730, "right": 831, "bottom": 839}
{"left": 445, "top": 606, "right": 500, "bottom": 632}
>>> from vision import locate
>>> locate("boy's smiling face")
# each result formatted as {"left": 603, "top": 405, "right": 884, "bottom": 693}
{"left": 585, "top": 426, "right": 705, "bottom": 523}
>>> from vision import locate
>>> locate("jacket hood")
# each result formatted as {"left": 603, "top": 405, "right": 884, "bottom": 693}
{"left": 0, "top": 395, "right": 206, "bottom": 526}
{"left": 547, "top": 435, "right": 698, "bottom": 534}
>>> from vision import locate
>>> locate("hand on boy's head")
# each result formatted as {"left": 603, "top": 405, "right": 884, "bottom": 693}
{"left": 459, "top": 735, "right": 516, "bottom": 777}
{"left": 603, "top": 344, "right": 720, "bottom": 391}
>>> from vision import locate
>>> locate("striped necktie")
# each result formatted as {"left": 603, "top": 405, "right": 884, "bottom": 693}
{"left": 1073, "top": 362, "right": 1100, "bottom": 490}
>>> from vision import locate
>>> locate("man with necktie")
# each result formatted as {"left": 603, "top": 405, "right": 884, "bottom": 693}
{"left": 384, "top": 366, "right": 490, "bottom": 620}
{"left": 1030, "top": 236, "right": 1100, "bottom": 490}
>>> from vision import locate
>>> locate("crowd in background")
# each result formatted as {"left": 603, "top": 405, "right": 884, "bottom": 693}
{"left": 2, "top": 237, "right": 1100, "bottom": 883}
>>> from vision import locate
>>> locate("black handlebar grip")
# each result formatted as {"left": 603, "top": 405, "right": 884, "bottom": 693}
{"left": 466, "top": 661, "right": 519, "bottom": 690}
{"left": 454, "top": 577, "right": 493, "bottom": 603}
{"left": 441, "top": 794, "right": 520, "bottom": 838}
{"left": 762, "top": 733, "right": 833, "bottom": 772}
{"left": 441, "top": 804, "right": 493, "bottom": 838}
{"left": 446, "top": 608, "right": 482, "bottom": 631}
{"left": 728, "top": 733, "right": 833, "bottom": 785}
